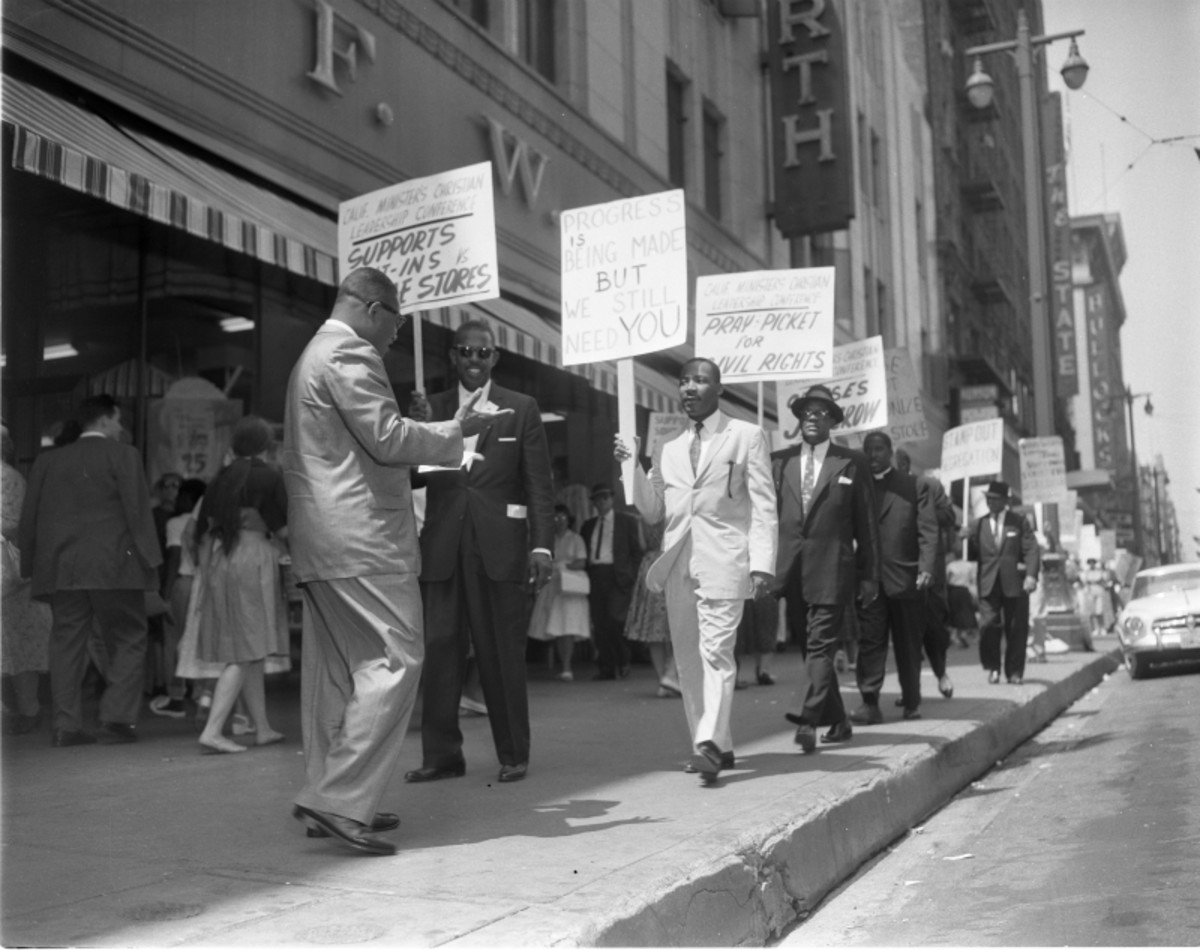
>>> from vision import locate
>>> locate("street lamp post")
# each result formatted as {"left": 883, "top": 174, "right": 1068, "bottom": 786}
{"left": 965, "top": 11, "right": 1088, "bottom": 438}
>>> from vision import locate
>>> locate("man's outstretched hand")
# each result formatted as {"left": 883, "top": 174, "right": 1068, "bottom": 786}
{"left": 454, "top": 388, "right": 513, "bottom": 437}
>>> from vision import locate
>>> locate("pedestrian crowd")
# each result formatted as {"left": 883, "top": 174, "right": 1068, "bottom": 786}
{"left": 4, "top": 266, "right": 1054, "bottom": 856}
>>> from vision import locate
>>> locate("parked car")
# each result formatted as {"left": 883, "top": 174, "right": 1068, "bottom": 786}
{"left": 1117, "top": 563, "right": 1200, "bottom": 679}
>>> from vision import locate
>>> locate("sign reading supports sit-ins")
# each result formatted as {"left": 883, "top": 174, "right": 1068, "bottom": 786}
{"left": 775, "top": 336, "right": 886, "bottom": 445}
{"left": 337, "top": 161, "right": 498, "bottom": 313}
{"left": 559, "top": 190, "right": 688, "bottom": 364}
{"left": 694, "top": 268, "right": 835, "bottom": 382}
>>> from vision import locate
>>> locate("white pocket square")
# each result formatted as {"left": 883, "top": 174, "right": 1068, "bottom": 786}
{"left": 838, "top": 475, "right": 853, "bottom": 485}
{"left": 498, "top": 436, "right": 516, "bottom": 442}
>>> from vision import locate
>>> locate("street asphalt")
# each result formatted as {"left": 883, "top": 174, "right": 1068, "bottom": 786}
{"left": 0, "top": 635, "right": 1121, "bottom": 947}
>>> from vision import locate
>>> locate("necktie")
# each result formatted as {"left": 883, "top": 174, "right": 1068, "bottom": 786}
{"left": 690, "top": 421, "right": 703, "bottom": 474}
{"left": 593, "top": 515, "right": 605, "bottom": 562}
{"left": 801, "top": 446, "right": 816, "bottom": 513}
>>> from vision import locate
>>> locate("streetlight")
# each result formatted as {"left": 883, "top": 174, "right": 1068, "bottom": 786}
{"left": 964, "top": 11, "right": 1088, "bottom": 438}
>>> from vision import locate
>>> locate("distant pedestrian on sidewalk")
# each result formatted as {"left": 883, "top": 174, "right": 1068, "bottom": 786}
{"left": 526, "top": 504, "right": 591, "bottom": 681}
{"left": 18, "top": 394, "right": 161, "bottom": 748}
{"left": 967, "top": 481, "right": 1040, "bottom": 685}
{"left": 282, "top": 267, "right": 510, "bottom": 855}
{"left": 581, "top": 483, "right": 643, "bottom": 680}
{"left": 614, "top": 357, "right": 777, "bottom": 785}
{"left": 773, "top": 385, "right": 880, "bottom": 754}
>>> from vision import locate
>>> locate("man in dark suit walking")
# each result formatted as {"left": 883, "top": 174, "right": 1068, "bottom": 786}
{"left": 774, "top": 385, "right": 880, "bottom": 753}
{"left": 849, "top": 432, "right": 938, "bottom": 724}
{"left": 896, "top": 448, "right": 958, "bottom": 700}
{"left": 19, "top": 394, "right": 161, "bottom": 747}
{"left": 968, "top": 481, "right": 1040, "bottom": 685}
{"left": 406, "top": 319, "right": 555, "bottom": 785}
{"left": 580, "top": 483, "right": 643, "bottom": 680}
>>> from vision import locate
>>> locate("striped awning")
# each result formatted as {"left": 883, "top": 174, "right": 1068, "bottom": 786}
{"left": 3, "top": 76, "right": 338, "bottom": 284}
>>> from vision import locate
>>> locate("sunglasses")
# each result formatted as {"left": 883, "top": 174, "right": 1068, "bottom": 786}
{"left": 345, "top": 290, "right": 402, "bottom": 317}
{"left": 800, "top": 407, "right": 833, "bottom": 419}
{"left": 453, "top": 345, "right": 495, "bottom": 359}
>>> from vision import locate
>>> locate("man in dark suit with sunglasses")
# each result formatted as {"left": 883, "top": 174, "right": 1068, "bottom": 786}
{"left": 406, "top": 319, "right": 555, "bottom": 785}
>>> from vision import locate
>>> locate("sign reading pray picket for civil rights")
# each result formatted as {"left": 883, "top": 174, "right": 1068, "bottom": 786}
{"left": 559, "top": 190, "right": 688, "bottom": 365}
{"left": 694, "top": 268, "right": 835, "bottom": 382}
{"left": 338, "top": 162, "right": 498, "bottom": 314}
{"left": 774, "top": 336, "right": 886, "bottom": 446}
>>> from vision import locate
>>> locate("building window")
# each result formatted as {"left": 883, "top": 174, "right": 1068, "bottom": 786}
{"left": 666, "top": 64, "right": 689, "bottom": 189}
{"left": 857, "top": 111, "right": 869, "bottom": 198}
{"left": 864, "top": 265, "right": 876, "bottom": 337}
{"left": 870, "top": 129, "right": 885, "bottom": 217}
{"left": 877, "top": 278, "right": 891, "bottom": 348}
{"left": 702, "top": 100, "right": 724, "bottom": 219}
{"left": 444, "top": 0, "right": 556, "bottom": 82}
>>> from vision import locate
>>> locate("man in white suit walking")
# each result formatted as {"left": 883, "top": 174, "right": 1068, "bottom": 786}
{"left": 282, "top": 267, "right": 509, "bottom": 854}
{"left": 615, "top": 358, "right": 777, "bottom": 784}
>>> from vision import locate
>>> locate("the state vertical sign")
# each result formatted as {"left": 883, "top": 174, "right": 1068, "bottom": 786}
{"left": 694, "top": 268, "right": 835, "bottom": 382}
{"left": 559, "top": 190, "right": 688, "bottom": 364}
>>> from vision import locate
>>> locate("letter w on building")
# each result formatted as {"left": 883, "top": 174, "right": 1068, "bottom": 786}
{"left": 486, "top": 116, "right": 549, "bottom": 207}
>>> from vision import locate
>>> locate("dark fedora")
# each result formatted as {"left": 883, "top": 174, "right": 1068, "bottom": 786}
{"left": 590, "top": 482, "right": 614, "bottom": 498}
{"left": 788, "top": 384, "right": 845, "bottom": 424}
{"left": 984, "top": 480, "right": 1011, "bottom": 499}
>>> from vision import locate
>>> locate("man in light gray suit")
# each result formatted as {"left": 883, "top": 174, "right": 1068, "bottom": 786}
{"left": 282, "top": 267, "right": 509, "bottom": 855}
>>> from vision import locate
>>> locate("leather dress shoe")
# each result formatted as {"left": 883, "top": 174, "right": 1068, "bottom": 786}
{"left": 987, "top": 669, "right": 1001, "bottom": 684}
{"left": 404, "top": 762, "right": 466, "bottom": 783}
{"left": 1008, "top": 674, "right": 1023, "bottom": 685}
{"left": 794, "top": 723, "right": 817, "bottom": 754}
{"left": 820, "top": 718, "right": 853, "bottom": 744}
{"left": 688, "top": 741, "right": 724, "bottom": 782}
{"left": 498, "top": 762, "right": 528, "bottom": 783}
{"left": 292, "top": 805, "right": 395, "bottom": 856}
{"left": 849, "top": 703, "right": 883, "bottom": 725}
{"left": 684, "top": 751, "right": 736, "bottom": 773}
{"left": 308, "top": 812, "right": 400, "bottom": 838}
{"left": 98, "top": 722, "right": 137, "bottom": 744}
{"left": 938, "top": 674, "right": 954, "bottom": 698}
{"left": 902, "top": 708, "right": 922, "bottom": 721}
{"left": 51, "top": 729, "right": 96, "bottom": 748}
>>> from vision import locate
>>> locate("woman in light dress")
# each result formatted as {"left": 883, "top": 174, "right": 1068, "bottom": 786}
{"left": 193, "top": 417, "right": 289, "bottom": 754}
{"left": 624, "top": 518, "right": 680, "bottom": 698}
{"left": 527, "top": 504, "right": 590, "bottom": 681}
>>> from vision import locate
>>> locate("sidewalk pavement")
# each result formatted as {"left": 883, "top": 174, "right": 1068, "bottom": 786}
{"left": 1, "top": 637, "right": 1122, "bottom": 947}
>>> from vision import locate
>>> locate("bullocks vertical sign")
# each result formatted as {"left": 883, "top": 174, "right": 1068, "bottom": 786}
{"left": 559, "top": 190, "right": 688, "bottom": 364}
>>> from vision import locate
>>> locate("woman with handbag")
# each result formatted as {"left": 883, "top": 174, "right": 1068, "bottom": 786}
{"left": 527, "top": 504, "right": 590, "bottom": 681}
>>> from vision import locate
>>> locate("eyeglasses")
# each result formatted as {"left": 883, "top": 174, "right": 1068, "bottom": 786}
{"left": 345, "top": 290, "right": 402, "bottom": 318}
{"left": 453, "top": 345, "right": 496, "bottom": 360}
{"left": 800, "top": 407, "right": 833, "bottom": 419}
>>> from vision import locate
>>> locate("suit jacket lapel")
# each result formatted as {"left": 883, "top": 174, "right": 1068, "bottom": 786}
{"left": 696, "top": 418, "right": 731, "bottom": 482}
{"left": 877, "top": 472, "right": 895, "bottom": 518}
{"left": 808, "top": 445, "right": 840, "bottom": 509}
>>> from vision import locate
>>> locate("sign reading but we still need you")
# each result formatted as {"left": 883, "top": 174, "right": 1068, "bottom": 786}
{"left": 559, "top": 190, "right": 688, "bottom": 364}
{"left": 694, "top": 268, "right": 836, "bottom": 383}
{"left": 337, "top": 162, "right": 498, "bottom": 314}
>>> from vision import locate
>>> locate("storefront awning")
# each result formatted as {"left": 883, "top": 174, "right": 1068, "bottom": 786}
{"left": 3, "top": 76, "right": 338, "bottom": 284}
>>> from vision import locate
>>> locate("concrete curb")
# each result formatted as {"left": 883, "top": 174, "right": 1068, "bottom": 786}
{"left": 572, "top": 648, "right": 1123, "bottom": 947}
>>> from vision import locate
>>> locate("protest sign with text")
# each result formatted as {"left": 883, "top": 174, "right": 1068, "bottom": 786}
{"left": 939, "top": 418, "right": 1004, "bottom": 488}
{"left": 1018, "top": 436, "right": 1067, "bottom": 503}
{"left": 560, "top": 190, "right": 688, "bottom": 365}
{"left": 775, "top": 336, "right": 886, "bottom": 446}
{"left": 694, "top": 268, "right": 835, "bottom": 382}
{"left": 338, "top": 162, "right": 498, "bottom": 314}
{"left": 646, "top": 412, "right": 689, "bottom": 461}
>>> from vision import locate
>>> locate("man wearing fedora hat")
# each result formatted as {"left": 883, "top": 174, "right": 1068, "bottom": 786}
{"left": 968, "top": 480, "right": 1040, "bottom": 685}
{"left": 773, "top": 384, "right": 880, "bottom": 752}
{"left": 581, "top": 482, "right": 643, "bottom": 680}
